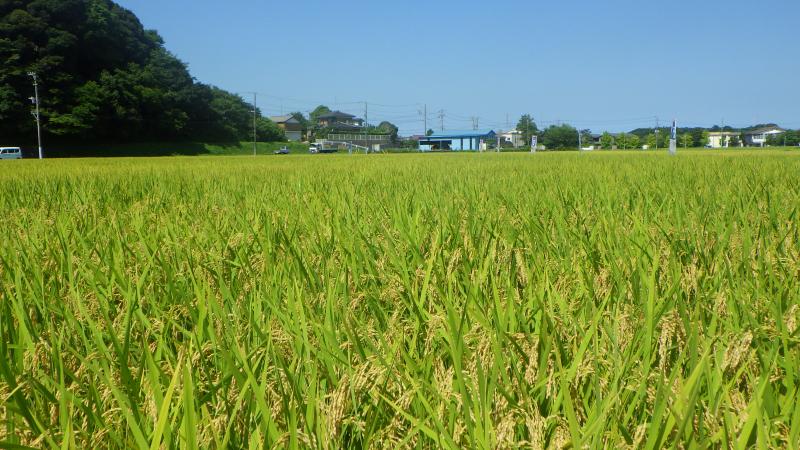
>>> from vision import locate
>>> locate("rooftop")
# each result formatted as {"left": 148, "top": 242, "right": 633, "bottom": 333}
{"left": 269, "top": 115, "right": 299, "bottom": 124}
{"left": 317, "top": 111, "right": 357, "bottom": 120}
{"left": 744, "top": 126, "right": 785, "bottom": 135}
{"left": 423, "top": 130, "right": 496, "bottom": 139}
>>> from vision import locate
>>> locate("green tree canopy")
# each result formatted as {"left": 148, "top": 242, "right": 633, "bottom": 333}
{"left": 599, "top": 132, "right": 614, "bottom": 150}
{"left": 541, "top": 124, "right": 578, "bottom": 150}
{"left": 516, "top": 114, "right": 538, "bottom": 146}
{"left": 0, "top": 0, "right": 280, "bottom": 153}
{"left": 680, "top": 133, "right": 694, "bottom": 148}
{"left": 701, "top": 131, "right": 710, "bottom": 146}
{"left": 617, "top": 132, "right": 629, "bottom": 149}
{"left": 289, "top": 111, "right": 309, "bottom": 130}
{"left": 309, "top": 105, "right": 331, "bottom": 123}
{"left": 628, "top": 134, "right": 641, "bottom": 149}
{"left": 377, "top": 121, "right": 399, "bottom": 143}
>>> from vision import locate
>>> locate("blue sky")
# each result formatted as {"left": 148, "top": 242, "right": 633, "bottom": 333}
{"left": 117, "top": 0, "right": 799, "bottom": 135}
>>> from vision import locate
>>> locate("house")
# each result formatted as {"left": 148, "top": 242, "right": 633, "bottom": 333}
{"left": 315, "top": 111, "right": 364, "bottom": 130}
{"left": 270, "top": 115, "right": 303, "bottom": 141}
{"left": 707, "top": 131, "right": 741, "bottom": 148}
{"left": 499, "top": 130, "right": 525, "bottom": 148}
{"left": 743, "top": 126, "right": 785, "bottom": 147}
{"left": 418, "top": 130, "right": 497, "bottom": 151}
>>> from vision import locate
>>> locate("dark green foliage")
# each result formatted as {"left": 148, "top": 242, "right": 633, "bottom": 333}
{"left": 308, "top": 105, "right": 331, "bottom": 123}
{"left": 289, "top": 111, "right": 309, "bottom": 131}
{"left": 516, "top": 114, "right": 538, "bottom": 146}
{"left": 377, "top": 120, "right": 398, "bottom": 143}
{"left": 0, "top": 0, "right": 281, "bottom": 151}
{"left": 599, "top": 131, "right": 613, "bottom": 149}
{"left": 766, "top": 130, "right": 799, "bottom": 146}
{"left": 541, "top": 124, "right": 578, "bottom": 150}
{"left": 680, "top": 133, "right": 694, "bottom": 148}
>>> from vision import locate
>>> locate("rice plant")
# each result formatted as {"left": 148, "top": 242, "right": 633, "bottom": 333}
{"left": 1, "top": 151, "right": 799, "bottom": 448}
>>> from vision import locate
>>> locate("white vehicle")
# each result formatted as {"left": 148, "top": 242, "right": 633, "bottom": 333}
{"left": 0, "top": 147, "right": 22, "bottom": 159}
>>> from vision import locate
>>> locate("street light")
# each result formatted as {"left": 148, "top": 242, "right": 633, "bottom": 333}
{"left": 27, "top": 72, "right": 43, "bottom": 159}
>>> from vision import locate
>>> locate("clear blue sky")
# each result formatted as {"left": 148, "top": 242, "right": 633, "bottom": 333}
{"left": 117, "top": 0, "right": 799, "bottom": 135}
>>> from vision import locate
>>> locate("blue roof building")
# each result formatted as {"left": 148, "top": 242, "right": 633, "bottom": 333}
{"left": 418, "top": 130, "right": 496, "bottom": 151}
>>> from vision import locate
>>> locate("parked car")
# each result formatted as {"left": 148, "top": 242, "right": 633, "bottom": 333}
{"left": 0, "top": 147, "right": 22, "bottom": 159}
{"left": 274, "top": 146, "right": 290, "bottom": 155}
{"left": 309, "top": 143, "right": 320, "bottom": 154}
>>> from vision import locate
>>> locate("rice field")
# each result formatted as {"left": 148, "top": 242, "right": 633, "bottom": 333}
{"left": 1, "top": 150, "right": 799, "bottom": 449}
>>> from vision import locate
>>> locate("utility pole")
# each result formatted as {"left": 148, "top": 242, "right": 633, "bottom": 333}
{"left": 578, "top": 129, "right": 582, "bottom": 151}
{"left": 364, "top": 101, "right": 368, "bottom": 153}
{"left": 424, "top": 104, "right": 427, "bottom": 135}
{"left": 654, "top": 116, "right": 659, "bottom": 151}
{"left": 438, "top": 109, "right": 445, "bottom": 132}
{"left": 28, "top": 72, "right": 43, "bottom": 159}
{"left": 252, "top": 93, "right": 258, "bottom": 156}
{"left": 506, "top": 113, "right": 509, "bottom": 129}
{"left": 471, "top": 116, "right": 479, "bottom": 130}
{"left": 420, "top": 104, "right": 427, "bottom": 136}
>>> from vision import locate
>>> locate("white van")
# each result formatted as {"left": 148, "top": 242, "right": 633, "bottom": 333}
{"left": 0, "top": 147, "right": 22, "bottom": 159}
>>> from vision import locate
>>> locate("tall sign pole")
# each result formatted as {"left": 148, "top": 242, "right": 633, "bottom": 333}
{"left": 253, "top": 92, "right": 257, "bottom": 156}
{"left": 28, "top": 72, "right": 43, "bottom": 159}
{"left": 531, "top": 136, "right": 537, "bottom": 153}
{"left": 669, "top": 119, "right": 677, "bottom": 155}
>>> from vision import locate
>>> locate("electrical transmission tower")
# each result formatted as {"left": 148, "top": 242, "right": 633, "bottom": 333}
{"left": 471, "top": 116, "right": 480, "bottom": 130}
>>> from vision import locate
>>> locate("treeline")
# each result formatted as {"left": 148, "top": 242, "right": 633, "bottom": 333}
{"left": 517, "top": 117, "right": 798, "bottom": 150}
{"left": 0, "top": 0, "right": 284, "bottom": 153}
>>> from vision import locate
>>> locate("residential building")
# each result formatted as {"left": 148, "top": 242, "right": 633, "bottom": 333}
{"left": 707, "top": 131, "right": 741, "bottom": 148}
{"left": 743, "top": 126, "right": 785, "bottom": 147}
{"left": 315, "top": 111, "right": 364, "bottom": 130}
{"left": 499, "top": 130, "right": 525, "bottom": 148}
{"left": 270, "top": 114, "right": 303, "bottom": 141}
{"left": 418, "top": 130, "right": 497, "bottom": 151}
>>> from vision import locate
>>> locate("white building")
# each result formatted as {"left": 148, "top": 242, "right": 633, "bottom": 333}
{"left": 708, "top": 126, "right": 785, "bottom": 148}
{"left": 498, "top": 130, "right": 525, "bottom": 148}
{"left": 743, "top": 126, "right": 785, "bottom": 147}
{"left": 707, "top": 131, "right": 741, "bottom": 148}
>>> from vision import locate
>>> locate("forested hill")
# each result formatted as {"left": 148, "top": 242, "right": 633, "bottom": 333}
{"left": 0, "top": 0, "right": 282, "bottom": 152}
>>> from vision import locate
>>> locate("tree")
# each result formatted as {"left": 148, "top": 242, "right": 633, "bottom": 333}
{"left": 516, "top": 114, "right": 538, "bottom": 146}
{"left": 646, "top": 133, "right": 658, "bottom": 149}
{"left": 628, "top": 134, "right": 641, "bottom": 149}
{"left": 541, "top": 124, "right": 578, "bottom": 150}
{"left": 0, "top": 0, "right": 276, "bottom": 152}
{"left": 377, "top": 121, "right": 399, "bottom": 143}
{"left": 580, "top": 129, "right": 593, "bottom": 149}
{"left": 785, "top": 130, "right": 800, "bottom": 146}
{"left": 701, "top": 131, "right": 710, "bottom": 147}
{"left": 256, "top": 118, "right": 285, "bottom": 142}
{"left": 617, "top": 132, "right": 629, "bottom": 149}
{"left": 309, "top": 105, "right": 331, "bottom": 124}
{"left": 290, "top": 111, "right": 309, "bottom": 135}
{"left": 729, "top": 133, "right": 741, "bottom": 147}
{"left": 426, "top": 129, "right": 434, "bottom": 136}
{"left": 680, "top": 133, "right": 693, "bottom": 148}
{"left": 657, "top": 130, "right": 669, "bottom": 148}
{"left": 599, "top": 132, "right": 614, "bottom": 150}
